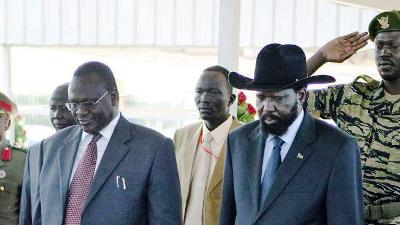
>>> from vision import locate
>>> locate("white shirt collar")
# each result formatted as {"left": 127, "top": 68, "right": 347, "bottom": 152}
{"left": 267, "top": 109, "right": 304, "bottom": 146}
{"left": 81, "top": 112, "right": 121, "bottom": 141}
{"left": 202, "top": 116, "right": 233, "bottom": 145}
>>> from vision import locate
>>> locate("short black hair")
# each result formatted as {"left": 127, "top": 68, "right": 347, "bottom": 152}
{"left": 203, "top": 65, "right": 233, "bottom": 94}
{"left": 73, "top": 61, "right": 118, "bottom": 93}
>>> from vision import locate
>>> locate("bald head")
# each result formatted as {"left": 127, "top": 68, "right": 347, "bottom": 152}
{"left": 51, "top": 83, "right": 69, "bottom": 102}
{"left": 49, "top": 83, "right": 77, "bottom": 131}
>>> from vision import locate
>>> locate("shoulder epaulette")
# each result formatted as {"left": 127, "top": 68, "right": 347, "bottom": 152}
{"left": 10, "top": 146, "right": 27, "bottom": 154}
{"left": 352, "top": 74, "right": 380, "bottom": 93}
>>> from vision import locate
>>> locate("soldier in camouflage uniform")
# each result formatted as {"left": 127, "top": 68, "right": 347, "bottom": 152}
{"left": 0, "top": 91, "right": 27, "bottom": 225}
{"left": 306, "top": 10, "right": 400, "bottom": 225}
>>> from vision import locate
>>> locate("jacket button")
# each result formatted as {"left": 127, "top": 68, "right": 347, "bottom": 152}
{"left": 0, "top": 186, "right": 4, "bottom": 191}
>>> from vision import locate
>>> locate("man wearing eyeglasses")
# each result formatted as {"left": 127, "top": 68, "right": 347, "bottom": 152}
{"left": 19, "top": 61, "right": 182, "bottom": 225}
{"left": 49, "top": 83, "right": 77, "bottom": 131}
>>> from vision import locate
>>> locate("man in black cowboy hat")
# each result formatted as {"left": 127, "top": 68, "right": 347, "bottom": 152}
{"left": 219, "top": 44, "right": 363, "bottom": 225}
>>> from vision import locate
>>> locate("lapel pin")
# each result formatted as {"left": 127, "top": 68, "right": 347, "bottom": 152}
{"left": 297, "top": 153, "right": 304, "bottom": 160}
{"left": 121, "top": 177, "right": 127, "bottom": 190}
{"left": 116, "top": 175, "right": 120, "bottom": 189}
{"left": 0, "top": 170, "right": 6, "bottom": 178}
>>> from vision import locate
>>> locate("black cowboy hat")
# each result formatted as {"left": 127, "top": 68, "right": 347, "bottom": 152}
{"left": 229, "top": 43, "right": 335, "bottom": 91}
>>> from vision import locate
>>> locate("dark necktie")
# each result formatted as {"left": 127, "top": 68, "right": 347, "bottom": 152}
{"left": 259, "top": 136, "right": 284, "bottom": 207}
{"left": 63, "top": 133, "right": 102, "bottom": 225}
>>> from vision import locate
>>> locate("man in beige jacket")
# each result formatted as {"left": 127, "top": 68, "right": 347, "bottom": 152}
{"left": 173, "top": 65, "right": 241, "bottom": 225}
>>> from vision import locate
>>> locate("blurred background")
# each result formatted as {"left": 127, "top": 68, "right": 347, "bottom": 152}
{"left": 0, "top": 0, "right": 397, "bottom": 145}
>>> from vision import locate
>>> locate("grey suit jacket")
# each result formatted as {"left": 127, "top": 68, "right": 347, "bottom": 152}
{"left": 220, "top": 112, "right": 363, "bottom": 225}
{"left": 19, "top": 141, "right": 43, "bottom": 225}
{"left": 19, "top": 115, "right": 182, "bottom": 225}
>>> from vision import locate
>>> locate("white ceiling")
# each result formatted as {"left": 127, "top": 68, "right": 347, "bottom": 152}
{"left": 329, "top": 0, "right": 400, "bottom": 11}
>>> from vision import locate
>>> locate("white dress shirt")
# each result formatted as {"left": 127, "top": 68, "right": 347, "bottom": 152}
{"left": 261, "top": 109, "right": 304, "bottom": 181}
{"left": 69, "top": 112, "right": 121, "bottom": 185}
{"left": 202, "top": 115, "right": 233, "bottom": 182}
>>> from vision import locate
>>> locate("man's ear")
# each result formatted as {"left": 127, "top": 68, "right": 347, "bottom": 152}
{"left": 110, "top": 89, "right": 119, "bottom": 106}
{"left": 297, "top": 88, "right": 306, "bottom": 104}
{"left": 228, "top": 94, "right": 236, "bottom": 106}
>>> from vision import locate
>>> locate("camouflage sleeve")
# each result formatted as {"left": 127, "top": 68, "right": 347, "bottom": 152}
{"left": 306, "top": 84, "right": 347, "bottom": 121}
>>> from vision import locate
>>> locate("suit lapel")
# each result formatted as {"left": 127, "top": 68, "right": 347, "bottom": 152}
{"left": 181, "top": 123, "right": 202, "bottom": 216}
{"left": 182, "top": 124, "right": 202, "bottom": 190}
{"left": 84, "top": 117, "right": 131, "bottom": 209}
{"left": 257, "top": 112, "right": 316, "bottom": 218}
{"left": 207, "top": 118, "right": 242, "bottom": 194}
{"left": 58, "top": 127, "right": 82, "bottom": 210}
{"left": 206, "top": 141, "right": 225, "bottom": 195}
{"left": 246, "top": 124, "right": 266, "bottom": 211}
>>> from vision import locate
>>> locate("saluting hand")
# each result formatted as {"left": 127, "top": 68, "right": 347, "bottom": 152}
{"left": 320, "top": 31, "right": 369, "bottom": 63}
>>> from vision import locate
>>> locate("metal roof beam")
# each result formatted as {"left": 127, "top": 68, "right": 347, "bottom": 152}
{"left": 328, "top": 0, "right": 400, "bottom": 11}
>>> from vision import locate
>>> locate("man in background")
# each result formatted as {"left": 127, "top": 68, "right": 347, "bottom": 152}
{"left": 173, "top": 65, "right": 241, "bottom": 225}
{"left": 49, "top": 83, "right": 76, "bottom": 131}
{"left": 19, "top": 83, "right": 78, "bottom": 223}
{"left": 0, "top": 91, "right": 27, "bottom": 225}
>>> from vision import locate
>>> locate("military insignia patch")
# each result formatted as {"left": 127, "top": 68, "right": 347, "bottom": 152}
{"left": 1, "top": 147, "right": 11, "bottom": 161}
{"left": 377, "top": 15, "right": 389, "bottom": 29}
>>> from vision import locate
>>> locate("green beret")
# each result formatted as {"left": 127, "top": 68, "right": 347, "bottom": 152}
{"left": 369, "top": 10, "right": 400, "bottom": 40}
{"left": 0, "top": 92, "right": 17, "bottom": 115}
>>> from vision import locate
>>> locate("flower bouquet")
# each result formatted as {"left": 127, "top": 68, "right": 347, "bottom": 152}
{"left": 237, "top": 91, "right": 256, "bottom": 123}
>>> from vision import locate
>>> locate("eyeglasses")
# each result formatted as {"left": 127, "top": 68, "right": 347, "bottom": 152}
{"left": 65, "top": 91, "right": 109, "bottom": 112}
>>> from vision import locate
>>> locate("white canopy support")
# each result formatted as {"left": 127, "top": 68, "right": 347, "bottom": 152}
{"left": 0, "top": 45, "right": 11, "bottom": 96}
{"left": 218, "top": 0, "right": 241, "bottom": 116}
{"left": 0, "top": 45, "right": 15, "bottom": 142}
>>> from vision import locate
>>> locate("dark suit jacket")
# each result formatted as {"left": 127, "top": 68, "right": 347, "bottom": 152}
{"left": 220, "top": 112, "right": 363, "bottom": 225}
{"left": 19, "top": 115, "right": 182, "bottom": 225}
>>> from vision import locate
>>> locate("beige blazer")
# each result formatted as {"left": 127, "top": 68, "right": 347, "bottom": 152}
{"left": 173, "top": 117, "right": 241, "bottom": 225}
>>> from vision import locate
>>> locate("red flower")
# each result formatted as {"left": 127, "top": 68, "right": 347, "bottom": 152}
{"left": 1, "top": 147, "right": 11, "bottom": 161}
{"left": 247, "top": 104, "right": 256, "bottom": 115}
{"left": 238, "top": 91, "right": 247, "bottom": 104}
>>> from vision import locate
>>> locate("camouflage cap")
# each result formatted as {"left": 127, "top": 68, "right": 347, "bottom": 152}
{"left": 0, "top": 92, "right": 17, "bottom": 115}
{"left": 369, "top": 10, "right": 400, "bottom": 40}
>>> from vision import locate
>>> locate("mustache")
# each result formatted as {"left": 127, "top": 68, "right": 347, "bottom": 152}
{"left": 378, "top": 57, "right": 394, "bottom": 65}
{"left": 197, "top": 104, "right": 214, "bottom": 109}
{"left": 260, "top": 113, "right": 282, "bottom": 121}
